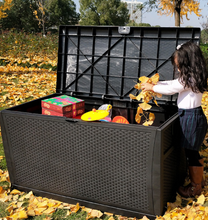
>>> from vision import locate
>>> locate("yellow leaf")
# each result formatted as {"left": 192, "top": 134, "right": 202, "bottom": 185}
{"left": 37, "top": 200, "right": 48, "bottom": 208}
{"left": 136, "top": 93, "right": 144, "bottom": 101}
{"left": 87, "top": 210, "right": 103, "bottom": 219}
{"left": 135, "top": 113, "right": 141, "bottom": 124}
{"left": 134, "top": 83, "right": 141, "bottom": 90}
{"left": 43, "top": 207, "right": 56, "bottom": 215}
{"left": 66, "top": 210, "right": 72, "bottom": 216}
{"left": 9, "top": 212, "right": 19, "bottom": 220}
{"left": 150, "top": 73, "right": 160, "bottom": 84}
{"left": 13, "top": 194, "right": 19, "bottom": 201}
{"left": 153, "top": 99, "right": 159, "bottom": 106}
{"left": 82, "top": 207, "right": 92, "bottom": 213}
{"left": 32, "top": 197, "right": 39, "bottom": 205}
{"left": 196, "top": 194, "right": 205, "bottom": 205}
{"left": 139, "top": 76, "right": 149, "bottom": 83}
{"left": 149, "top": 112, "right": 155, "bottom": 122}
{"left": 6, "top": 204, "right": 14, "bottom": 214}
{"left": 24, "top": 191, "right": 33, "bottom": 199}
{"left": 139, "top": 102, "right": 152, "bottom": 110}
{"left": 27, "top": 209, "right": 36, "bottom": 216}
{"left": 35, "top": 207, "right": 47, "bottom": 215}
{"left": 10, "top": 189, "right": 21, "bottom": 195}
{"left": 0, "top": 186, "right": 5, "bottom": 194}
{"left": 137, "top": 107, "right": 143, "bottom": 115}
{"left": 143, "top": 92, "right": 153, "bottom": 103}
{"left": 18, "top": 210, "right": 28, "bottom": 219}
{"left": 17, "top": 202, "right": 24, "bottom": 208}
{"left": 71, "top": 203, "right": 80, "bottom": 213}
{"left": 143, "top": 120, "right": 154, "bottom": 126}
{"left": 129, "top": 94, "right": 137, "bottom": 99}
{"left": 104, "top": 212, "right": 114, "bottom": 216}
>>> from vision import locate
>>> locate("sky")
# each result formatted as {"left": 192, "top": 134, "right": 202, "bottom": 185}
{"left": 73, "top": 0, "right": 208, "bottom": 29}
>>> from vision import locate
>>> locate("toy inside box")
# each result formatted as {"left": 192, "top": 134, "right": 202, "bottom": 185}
{"left": 41, "top": 95, "right": 85, "bottom": 118}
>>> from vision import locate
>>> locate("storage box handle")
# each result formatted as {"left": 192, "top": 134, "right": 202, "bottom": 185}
{"left": 118, "top": 26, "right": 130, "bottom": 34}
{"left": 65, "top": 118, "right": 79, "bottom": 123}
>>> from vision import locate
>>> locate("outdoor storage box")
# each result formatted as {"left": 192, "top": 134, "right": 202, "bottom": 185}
{"left": 0, "top": 26, "right": 201, "bottom": 219}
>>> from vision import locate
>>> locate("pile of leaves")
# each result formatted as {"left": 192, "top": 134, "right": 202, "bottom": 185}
{"left": 0, "top": 31, "right": 58, "bottom": 108}
{"left": 0, "top": 70, "right": 56, "bottom": 108}
{"left": 0, "top": 56, "right": 57, "bottom": 71}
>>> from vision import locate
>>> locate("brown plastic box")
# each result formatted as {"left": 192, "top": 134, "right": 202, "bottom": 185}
{"left": 0, "top": 26, "right": 201, "bottom": 219}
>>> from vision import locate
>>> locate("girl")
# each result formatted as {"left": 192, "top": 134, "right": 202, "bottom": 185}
{"left": 141, "top": 41, "right": 208, "bottom": 198}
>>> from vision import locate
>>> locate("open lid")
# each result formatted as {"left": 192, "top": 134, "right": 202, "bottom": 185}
{"left": 56, "top": 26, "right": 200, "bottom": 103}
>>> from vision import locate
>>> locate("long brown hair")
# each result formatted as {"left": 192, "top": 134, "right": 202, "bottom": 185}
{"left": 171, "top": 41, "right": 208, "bottom": 93}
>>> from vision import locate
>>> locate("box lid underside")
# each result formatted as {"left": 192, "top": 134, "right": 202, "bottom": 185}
{"left": 56, "top": 26, "right": 200, "bottom": 104}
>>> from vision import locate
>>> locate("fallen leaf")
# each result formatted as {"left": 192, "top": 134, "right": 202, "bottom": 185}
{"left": 70, "top": 203, "right": 80, "bottom": 213}
{"left": 18, "top": 210, "right": 28, "bottom": 219}
{"left": 10, "top": 189, "right": 22, "bottom": 195}
{"left": 86, "top": 209, "right": 103, "bottom": 219}
{"left": 139, "top": 102, "right": 152, "bottom": 110}
{"left": 196, "top": 194, "right": 205, "bottom": 205}
{"left": 43, "top": 207, "right": 56, "bottom": 215}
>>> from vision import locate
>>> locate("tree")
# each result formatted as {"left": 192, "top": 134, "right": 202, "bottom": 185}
{"left": 0, "top": 0, "right": 13, "bottom": 19}
{"left": 201, "top": 19, "right": 208, "bottom": 44}
{"left": 33, "top": 0, "right": 48, "bottom": 36}
{"left": 0, "top": 0, "right": 40, "bottom": 32}
{"left": 79, "top": 0, "right": 129, "bottom": 25}
{"left": 0, "top": 0, "right": 79, "bottom": 33}
{"left": 139, "top": 0, "right": 202, "bottom": 27}
{"left": 47, "top": 0, "right": 79, "bottom": 27}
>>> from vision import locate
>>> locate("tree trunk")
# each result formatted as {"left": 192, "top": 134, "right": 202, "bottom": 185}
{"left": 174, "top": 0, "right": 182, "bottom": 27}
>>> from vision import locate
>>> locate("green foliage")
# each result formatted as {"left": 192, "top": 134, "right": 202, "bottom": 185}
{"left": 0, "top": 0, "right": 79, "bottom": 33}
{"left": 47, "top": 0, "right": 79, "bottom": 27}
{"left": 0, "top": 201, "right": 9, "bottom": 218}
{"left": 201, "top": 29, "right": 208, "bottom": 44}
{"left": 0, "top": 0, "right": 40, "bottom": 32}
{"left": 200, "top": 43, "right": 208, "bottom": 70}
{"left": 79, "top": 0, "right": 129, "bottom": 25}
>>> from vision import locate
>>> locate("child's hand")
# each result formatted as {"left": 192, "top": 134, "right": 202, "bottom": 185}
{"left": 141, "top": 83, "right": 154, "bottom": 92}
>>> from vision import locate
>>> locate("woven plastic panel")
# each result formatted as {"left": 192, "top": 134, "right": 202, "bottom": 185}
{"left": 163, "top": 148, "right": 180, "bottom": 207}
{"left": 162, "top": 122, "right": 186, "bottom": 209}
{"left": 163, "top": 126, "right": 174, "bottom": 154}
{"left": 4, "top": 114, "right": 154, "bottom": 213}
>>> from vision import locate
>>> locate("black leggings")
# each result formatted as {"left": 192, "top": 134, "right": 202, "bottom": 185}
{"left": 185, "top": 149, "right": 203, "bottom": 166}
